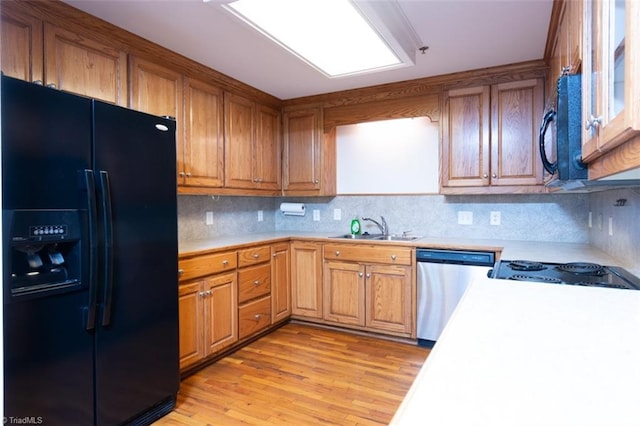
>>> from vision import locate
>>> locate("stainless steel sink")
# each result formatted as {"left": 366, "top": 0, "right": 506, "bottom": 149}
{"left": 330, "top": 234, "right": 420, "bottom": 241}
{"left": 372, "top": 235, "right": 421, "bottom": 241}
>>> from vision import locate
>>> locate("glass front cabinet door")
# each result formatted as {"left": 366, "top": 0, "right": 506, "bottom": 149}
{"left": 582, "top": 0, "right": 640, "bottom": 162}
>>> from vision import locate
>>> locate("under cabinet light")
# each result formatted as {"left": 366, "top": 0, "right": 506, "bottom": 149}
{"left": 220, "top": 0, "right": 420, "bottom": 78}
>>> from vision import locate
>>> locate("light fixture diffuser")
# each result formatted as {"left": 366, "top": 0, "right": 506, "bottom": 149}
{"left": 221, "top": 0, "right": 419, "bottom": 78}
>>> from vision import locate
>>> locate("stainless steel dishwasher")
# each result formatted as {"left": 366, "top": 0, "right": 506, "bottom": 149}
{"left": 416, "top": 248, "right": 496, "bottom": 347}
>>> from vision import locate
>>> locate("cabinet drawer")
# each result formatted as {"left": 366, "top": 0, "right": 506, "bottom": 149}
{"left": 238, "top": 245, "right": 271, "bottom": 267}
{"left": 239, "top": 296, "right": 271, "bottom": 339}
{"left": 238, "top": 263, "right": 271, "bottom": 303}
{"left": 323, "top": 244, "right": 412, "bottom": 265}
{"left": 178, "top": 251, "right": 237, "bottom": 281}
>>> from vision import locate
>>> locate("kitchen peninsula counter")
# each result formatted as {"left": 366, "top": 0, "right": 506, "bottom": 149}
{"left": 391, "top": 278, "right": 640, "bottom": 426}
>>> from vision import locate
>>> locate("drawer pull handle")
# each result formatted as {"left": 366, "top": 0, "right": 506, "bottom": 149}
{"left": 252, "top": 253, "right": 260, "bottom": 259}
{"left": 391, "top": 255, "right": 397, "bottom": 261}
{"left": 335, "top": 250, "right": 340, "bottom": 256}
{"left": 253, "top": 280, "right": 260, "bottom": 286}
{"left": 254, "top": 314, "right": 261, "bottom": 320}
{"left": 222, "top": 260, "right": 229, "bottom": 266}
{"left": 178, "top": 269, "right": 184, "bottom": 276}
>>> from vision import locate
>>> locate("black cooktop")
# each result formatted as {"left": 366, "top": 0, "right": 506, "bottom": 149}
{"left": 491, "top": 260, "right": 640, "bottom": 290}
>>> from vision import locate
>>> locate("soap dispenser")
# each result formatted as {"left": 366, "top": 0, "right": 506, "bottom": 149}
{"left": 350, "top": 217, "right": 361, "bottom": 235}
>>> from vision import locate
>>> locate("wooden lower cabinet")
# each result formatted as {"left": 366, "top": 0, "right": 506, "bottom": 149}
{"left": 271, "top": 243, "right": 291, "bottom": 323}
{"left": 322, "top": 244, "right": 414, "bottom": 337}
{"left": 290, "top": 241, "right": 323, "bottom": 319}
{"left": 178, "top": 271, "right": 238, "bottom": 370}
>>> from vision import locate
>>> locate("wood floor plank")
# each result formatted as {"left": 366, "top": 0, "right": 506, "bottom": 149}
{"left": 154, "top": 323, "right": 429, "bottom": 425}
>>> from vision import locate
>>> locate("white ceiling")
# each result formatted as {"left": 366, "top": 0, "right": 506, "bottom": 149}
{"left": 64, "top": 0, "right": 553, "bottom": 100}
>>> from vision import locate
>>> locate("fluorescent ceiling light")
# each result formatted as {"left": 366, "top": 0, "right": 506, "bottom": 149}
{"left": 221, "top": 0, "right": 419, "bottom": 78}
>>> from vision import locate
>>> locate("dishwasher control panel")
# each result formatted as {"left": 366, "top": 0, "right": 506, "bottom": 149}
{"left": 416, "top": 249, "right": 495, "bottom": 266}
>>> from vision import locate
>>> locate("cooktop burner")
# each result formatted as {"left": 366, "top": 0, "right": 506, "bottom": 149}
{"left": 492, "top": 260, "right": 640, "bottom": 290}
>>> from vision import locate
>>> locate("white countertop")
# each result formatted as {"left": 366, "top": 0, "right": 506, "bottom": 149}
{"left": 179, "top": 233, "right": 636, "bottom": 274}
{"left": 391, "top": 278, "right": 640, "bottom": 426}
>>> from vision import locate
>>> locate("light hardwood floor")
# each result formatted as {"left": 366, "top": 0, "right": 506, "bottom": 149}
{"left": 155, "top": 323, "right": 430, "bottom": 425}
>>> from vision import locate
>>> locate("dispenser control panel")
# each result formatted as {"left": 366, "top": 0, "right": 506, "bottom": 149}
{"left": 30, "top": 225, "right": 68, "bottom": 237}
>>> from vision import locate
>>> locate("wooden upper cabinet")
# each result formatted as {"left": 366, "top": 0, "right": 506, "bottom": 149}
{"left": 44, "top": 24, "right": 127, "bottom": 105}
{"left": 255, "top": 104, "right": 282, "bottom": 190}
{"left": 129, "top": 56, "right": 182, "bottom": 118}
{"left": 490, "top": 79, "right": 544, "bottom": 186}
{"left": 224, "top": 92, "right": 255, "bottom": 189}
{"left": 182, "top": 78, "right": 224, "bottom": 188}
{"left": 1, "top": 7, "right": 43, "bottom": 82}
{"left": 283, "top": 107, "right": 323, "bottom": 193}
{"left": 224, "top": 92, "right": 281, "bottom": 192}
{"left": 581, "top": 0, "right": 640, "bottom": 165}
{"left": 441, "top": 79, "right": 544, "bottom": 193}
{"left": 441, "top": 85, "right": 491, "bottom": 188}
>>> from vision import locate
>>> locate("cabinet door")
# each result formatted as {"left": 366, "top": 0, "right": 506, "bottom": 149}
{"left": 323, "top": 261, "right": 365, "bottom": 326}
{"left": 255, "top": 104, "right": 282, "bottom": 190}
{"left": 490, "top": 79, "right": 544, "bottom": 186}
{"left": 365, "top": 264, "right": 412, "bottom": 334}
{"left": 130, "top": 56, "right": 182, "bottom": 119}
{"left": 204, "top": 272, "right": 238, "bottom": 356}
{"left": 178, "top": 281, "right": 204, "bottom": 370}
{"left": 1, "top": 7, "right": 43, "bottom": 82}
{"left": 441, "top": 86, "right": 491, "bottom": 187}
{"left": 183, "top": 78, "right": 224, "bottom": 187}
{"left": 224, "top": 92, "right": 256, "bottom": 189}
{"left": 290, "top": 242, "right": 323, "bottom": 318}
{"left": 44, "top": 24, "right": 127, "bottom": 105}
{"left": 582, "top": 0, "right": 640, "bottom": 162}
{"left": 283, "top": 107, "right": 322, "bottom": 192}
{"left": 271, "top": 243, "right": 291, "bottom": 323}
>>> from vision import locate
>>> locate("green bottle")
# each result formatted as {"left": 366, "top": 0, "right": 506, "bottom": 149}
{"left": 350, "top": 218, "right": 361, "bottom": 235}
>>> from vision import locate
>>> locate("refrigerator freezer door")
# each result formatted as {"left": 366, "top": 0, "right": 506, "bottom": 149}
{"left": 2, "top": 76, "right": 95, "bottom": 424}
{"left": 92, "top": 101, "right": 179, "bottom": 425}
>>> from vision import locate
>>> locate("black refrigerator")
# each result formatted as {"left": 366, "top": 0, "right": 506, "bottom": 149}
{"left": 2, "top": 75, "right": 179, "bottom": 425}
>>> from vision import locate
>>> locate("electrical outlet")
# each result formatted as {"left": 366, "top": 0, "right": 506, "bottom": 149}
{"left": 333, "top": 208, "right": 341, "bottom": 220}
{"left": 490, "top": 211, "right": 501, "bottom": 226}
{"left": 313, "top": 209, "right": 320, "bottom": 221}
{"left": 458, "top": 211, "right": 473, "bottom": 225}
{"left": 205, "top": 211, "right": 214, "bottom": 225}
{"left": 257, "top": 210, "right": 263, "bottom": 222}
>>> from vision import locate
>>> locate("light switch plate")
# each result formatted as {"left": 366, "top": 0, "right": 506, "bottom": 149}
{"left": 333, "top": 208, "right": 341, "bottom": 220}
{"left": 205, "top": 211, "right": 214, "bottom": 225}
{"left": 313, "top": 209, "right": 320, "bottom": 221}
{"left": 257, "top": 210, "right": 263, "bottom": 222}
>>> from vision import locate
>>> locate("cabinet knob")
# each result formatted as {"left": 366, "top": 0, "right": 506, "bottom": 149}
{"left": 335, "top": 250, "right": 340, "bottom": 256}
{"left": 366, "top": 273, "right": 371, "bottom": 278}
{"left": 199, "top": 291, "right": 205, "bottom": 297}
{"left": 585, "top": 115, "right": 603, "bottom": 131}
{"left": 314, "top": 179, "right": 320, "bottom": 184}
{"left": 253, "top": 280, "right": 260, "bottom": 286}
{"left": 185, "top": 172, "right": 192, "bottom": 177}
{"left": 178, "top": 172, "right": 185, "bottom": 177}
{"left": 178, "top": 269, "right": 184, "bottom": 276}
{"left": 253, "top": 253, "right": 260, "bottom": 259}
{"left": 33, "top": 80, "right": 43, "bottom": 85}
{"left": 391, "top": 255, "right": 397, "bottom": 261}
{"left": 482, "top": 173, "right": 488, "bottom": 179}
{"left": 358, "top": 272, "right": 364, "bottom": 277}
{"left": 46, "top": 83, "right": 56, "bottom": 89}
{"left": 492, "top": 173, "right": 497, "bottom": 179}
{"left": 222, "top": 260, "right": 229, "bottom": 266}
{"left": 254, "top": 314, "right": 261, "bottom": 320}
{"left": 206, "top": 290, "right": 212, "bottom": 296}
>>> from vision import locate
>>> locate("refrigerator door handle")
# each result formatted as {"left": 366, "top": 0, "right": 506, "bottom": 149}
{"left": 83, "top": 169, "right": 99, "bottom": 331}
{"left": 99, "top": 170, "right": 114, "bottom": 327}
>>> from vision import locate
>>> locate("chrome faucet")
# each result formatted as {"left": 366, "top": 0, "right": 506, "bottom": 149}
{"left": 361, "top": 216, "right": 388, "bottom": 236}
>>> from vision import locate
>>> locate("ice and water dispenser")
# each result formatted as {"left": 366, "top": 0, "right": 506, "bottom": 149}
{"left": 4, "top": 209, "right": 84, "bottom": 300}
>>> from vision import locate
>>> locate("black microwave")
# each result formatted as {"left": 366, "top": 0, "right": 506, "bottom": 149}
{"left": 539, "top": 74, "right": 586, "bottom": 183}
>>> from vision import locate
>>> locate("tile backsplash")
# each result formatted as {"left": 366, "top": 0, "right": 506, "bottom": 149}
{"left": 179, "top": 193, "right": 590, "bottom": 243}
